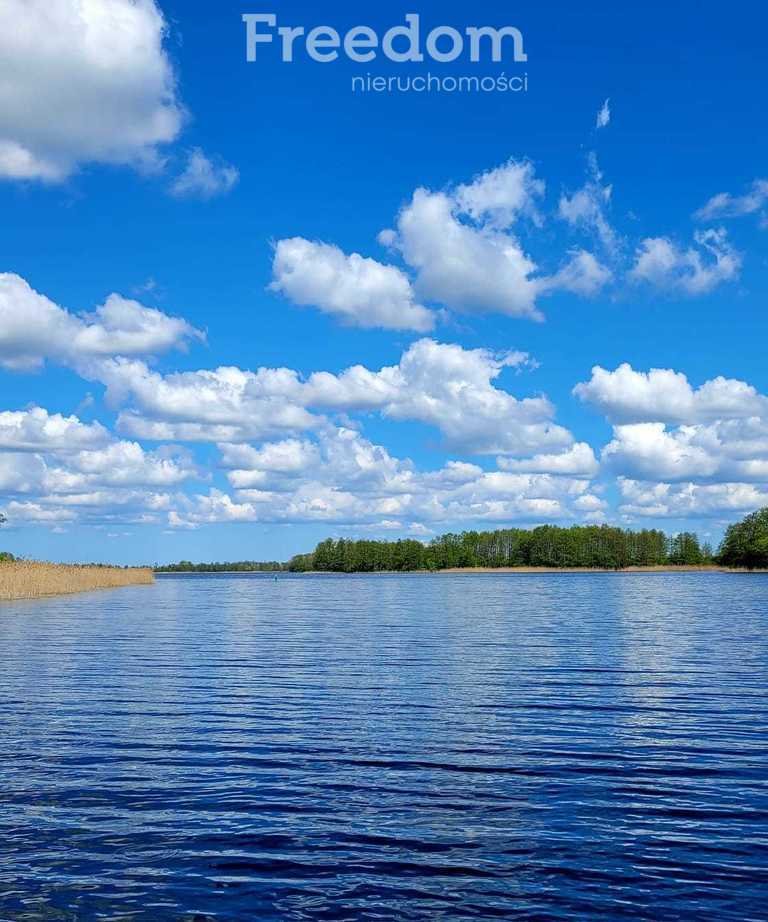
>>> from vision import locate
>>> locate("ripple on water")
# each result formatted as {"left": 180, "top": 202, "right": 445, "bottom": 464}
{"left": 1, "top": 571, "right": 767, "bottom": 920}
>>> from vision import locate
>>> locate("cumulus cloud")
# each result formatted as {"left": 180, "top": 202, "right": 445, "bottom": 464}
{"left": 602, "top": 417, "right": 768, "bottom": 484}
{"left": 574, "top": 362, "right": 767, "bottom": 425}
{"left": 0, "top": 274, "right": 203, "bottom": 371}
{"left": 602, "top": 423, "right": 718, "bottom": 482}
{"left": 379, "top": 158, "right": 610, "bottom": 322}
{"left": 169, "top": 149, "right": 239, "bottom": 200}
{"left": 576, "top": 361, "right": 768, "bottom": 521}
{"left": 270, "top": 238, "right": 434, "bottom": 332}
{"left": 694, "top": 179, "right": 768, "bottom": 225}
{"left": 629, "top": 228, "right": 741, "bottom": 295}
{"left": 454, "top": 159, "right": 545, "bottom": 228}
{"left": 596, "top": 98, "right": 611, "bottom": 129}
{"left": 384, "top": 187, "right": 543, "bottom": 319}
{"left": 96, "top": 359, "right": 320, "bottom": 441}
{"left": 618, "top": 478, "right": 768, "bottom": 519}
{"left": 0, "top": 0, "right": 183, "bottom": 181}
{"left": 56, "top": 441, "right": 196, "bottom": 489}
{"left": 348, "top": 339, "right": 570, "bottom": 455}
{"left": 498, "top": 442, "right": 599, "bottom": 476}
{"left": 0, "top": 407, "right": 110, "bottom": 452}
{"left": 0, "top": 404, "right": 199, "bottom": 528}
{"left": 0, "top": 453, "right": 48, "bottom": 493}
{"left": 168, "top": 426, "right": 601, "bottom": 530}
{"left": 93, "top": 339, "right": 573, "bottom": 457}
{"left": 0, "top": 416, "right": 185, "bottom": 526}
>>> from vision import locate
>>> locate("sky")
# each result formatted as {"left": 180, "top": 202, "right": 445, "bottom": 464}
{"left": 1, "top": 0, "right": 767, "bottom": 565}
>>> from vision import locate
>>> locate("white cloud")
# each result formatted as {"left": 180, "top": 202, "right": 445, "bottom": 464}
{"left": 578, "top": 362, "right": 768, "bottom": 520}
{"left": 0, "top": 274, "right": 202, "bottom": 370}
{"left": 498, "top": 442, "right": 599, "bottom": 476}
{"left": 384, "top": 187, "right": 543, "bottom": 319}
{"left": 596, "top": 98, "right": 611, "bottom": 129}
{"left": 454, "top": 159, "right": 545, "bottom": 228}
{"left": 539, "top": 249, "right": 612, "bottom": 297}
{"left": 169, "top": 426, "right": 601, "bottom": 530}
{"left": 223, "top": 428, "right": 414, "bottom": 496}
{"left": 618, "top": 478, "right": 768, "bottom": 519}
{"left": 378, "top": 158, "right": 609, "bottom": 321}
{"left": 558, "top": 153, "right": 618, "bottom": 252}
{"left": 95, "top": 358, "right": 319, "bottom": 441}
{"left": 629, "top": 228, "right": 741, "bottom": 295}
{"left": 602, "top": 423, "right": 718, "bottom": 481}
{"left": 339, "top": 339, "right": 569, "bottom": 455}
{"left": 602, "top": 418, "right": 768, "bottom": 484}
{"left": 91, "top": 339, "right": 574, "bottom": 457}
{"left": 169, "top": 148, "right": 239, "bottom": 200}
{"left": 0, "top": 407, "right": 110, "bottom": 451}
{"left": 0, "top": 453, "right": 48, "bottom": 493}
{"left": 56, "top": 441, "right": 196, "bottom": 489}
{"left": 219, "top": 439, "right": 320, "bottom": 478}
{"left": 0, "top": 0, "right": 183, "bottom": 181}
{"left": 574, "top": 362, "right": 766, "bottom": 424}
{"left": 694, "top": 179, "right": 768, "bottom": 224}
{"left": 2, "top": 501, "right": 78, "bottom": 525}
{"left": 0, "top": 402, "right": 199, "bottom": 529}
{"left": 270, "top": 238, "right": 434, "bottom": 332}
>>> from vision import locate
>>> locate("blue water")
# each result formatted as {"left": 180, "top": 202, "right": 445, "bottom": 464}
{"left": 1, "top": 572, "right": 767, "bottom": 920}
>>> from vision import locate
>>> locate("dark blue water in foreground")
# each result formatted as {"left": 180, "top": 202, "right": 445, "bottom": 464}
{"left": 1, "top": 572, "right": 768, "bottom": 920}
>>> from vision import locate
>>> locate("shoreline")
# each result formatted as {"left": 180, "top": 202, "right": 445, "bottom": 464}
{"left": 158, "top": 565, "right": 766, "bottom": 575}
{"left": 0, "top": 562, "right": 154, "bottom": 602}
{"left": 433, "top": 565, "right": 757, "bottom": 574}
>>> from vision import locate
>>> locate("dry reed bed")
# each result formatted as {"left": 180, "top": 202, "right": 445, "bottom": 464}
{"left": 0, "top": 561, "right": 154, "bottom": 601}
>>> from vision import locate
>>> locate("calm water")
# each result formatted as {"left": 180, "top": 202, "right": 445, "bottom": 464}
{"left": 1, "top": 572, "right": 767, "bottom": 921}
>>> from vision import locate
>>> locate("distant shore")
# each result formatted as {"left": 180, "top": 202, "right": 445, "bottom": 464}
{"left": 317, "top": 565, "right": 765, "bottom": 574}
{"left": 158, "top": 565, "right": 766, "bottom": 575}
{"left": 437, "top": 565, "right": 741, "bottom": 574}
{"left": 0, "top": 561, "right": 154, "bottom": 601}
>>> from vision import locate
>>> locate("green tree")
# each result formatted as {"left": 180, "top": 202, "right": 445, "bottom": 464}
{"left": 668, "top": 532, "right": 704, "bottom": 565}
{"left": 718, "top": 508, "right": 768, "bottom": 569}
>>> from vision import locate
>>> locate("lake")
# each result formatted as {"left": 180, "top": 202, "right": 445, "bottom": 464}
{"left": 1, "top": 572, "right": 767, "bottom": 920}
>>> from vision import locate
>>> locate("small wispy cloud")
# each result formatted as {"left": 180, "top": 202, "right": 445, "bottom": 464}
{"left": 694, "top": 179, "right": 768, "bottom": 225}
{"left": 169, "top": 149, "right": 239, "bottom": 200}
{"left": 596, "top": 98, "right": 611, "bottom": 129}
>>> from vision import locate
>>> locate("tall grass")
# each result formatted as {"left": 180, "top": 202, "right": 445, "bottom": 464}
{"left": 0, "top": 561, "right": 154, "bottom": 601}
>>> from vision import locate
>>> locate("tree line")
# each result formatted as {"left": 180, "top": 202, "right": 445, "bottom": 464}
{"left": 287, "top": 525, "right": 716, "bottom": 572}
{"left": 155, "top": 560, "right": 285, "bottom": 573}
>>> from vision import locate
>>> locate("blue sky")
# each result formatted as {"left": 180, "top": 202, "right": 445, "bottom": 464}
{"left": 1, "top": 0, "right": 767, "bottom": 564}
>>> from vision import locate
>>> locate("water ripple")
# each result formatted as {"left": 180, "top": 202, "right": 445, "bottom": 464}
{"left": 1, "top": 572, "right": 767, "bottom": 919}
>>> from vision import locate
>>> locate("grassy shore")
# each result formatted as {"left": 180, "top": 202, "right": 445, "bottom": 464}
{"left": 0, "top": 561, "right": 154, "bottom": 601}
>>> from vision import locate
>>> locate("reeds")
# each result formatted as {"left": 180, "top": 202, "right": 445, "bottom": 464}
{"left": 0, "top": 561, "right": 154, "bottom": 601}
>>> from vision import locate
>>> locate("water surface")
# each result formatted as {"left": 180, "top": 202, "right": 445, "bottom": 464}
{"left": 1, "top": 572, "right": 767, "bottom": 920}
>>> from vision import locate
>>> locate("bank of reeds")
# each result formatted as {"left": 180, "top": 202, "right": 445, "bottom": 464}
{"left": 0, "top": 561, "right": 154, "bottom": 601}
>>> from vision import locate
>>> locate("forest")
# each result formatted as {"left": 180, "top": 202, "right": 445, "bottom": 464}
{"left": 287, "top": 525, "right": 714, "bottom": 572}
